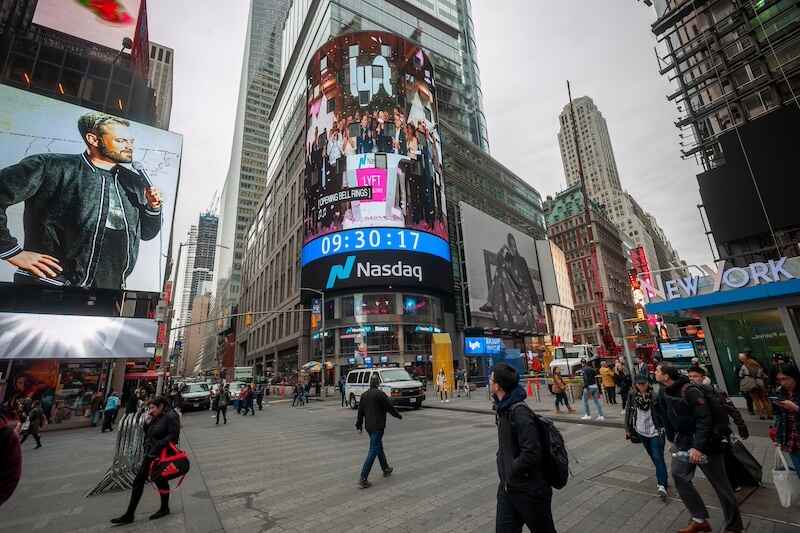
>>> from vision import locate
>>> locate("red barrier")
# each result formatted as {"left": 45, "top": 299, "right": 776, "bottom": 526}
{"left": 527, "top": 379, "right": 533, "bottom": 396}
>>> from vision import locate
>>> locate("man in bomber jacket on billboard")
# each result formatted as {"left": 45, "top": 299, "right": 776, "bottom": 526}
{"left": 0, "top": 112, "right": 162, "bottom": 290}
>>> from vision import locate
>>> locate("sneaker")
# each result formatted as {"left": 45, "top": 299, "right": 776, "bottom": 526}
{"left": 445, "top": 399, "right": 450, "bottom": 403}
{"left": 581, "top": 414, "right": 591, "bottom": 420}
{"left": 595, "top": 416, "right": 605, "bottom": 421}
{"left": 359, "top": 479, "right": 372, "bottom": 489}
{"left": 383, "top": 467, "right": 393, "bottom": 477}
{"left": 657, "top": 485, "right": 667, "bottom": 501}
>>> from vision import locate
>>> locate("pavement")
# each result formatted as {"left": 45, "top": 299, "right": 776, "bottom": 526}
{"left": 2, "top": 401, "right": 798, "bottom": 533}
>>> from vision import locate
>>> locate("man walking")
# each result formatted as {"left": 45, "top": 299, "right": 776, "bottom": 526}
{"left": 214, "top": 384, "right": 231, "bottom": 425}
{"left": 655, "top": 363, "right": 742, "bottom": 533}
{"left": 101, "top": 391, "right": 120, "bottom": 432}
{"left": 20, "top": 400, "right": 45, "bottom": 448}
{"left": 355, "top": 374, "right": 402, "bottom": 488}
{"left": 491, "top": 362, "right": 556, "bottom": 533}
{"left": 339, "top": 375, "right": 347, "bottom": 408}
{"left": 579, "top": 360, "right": 604, "bottom": 421}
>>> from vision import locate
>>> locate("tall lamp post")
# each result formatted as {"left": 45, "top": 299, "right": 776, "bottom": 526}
{"left": 158, "top": 241, "right": 229, "bottom": 394}
{"left": 300, "top": 287, "right": 326, "bottom": 400}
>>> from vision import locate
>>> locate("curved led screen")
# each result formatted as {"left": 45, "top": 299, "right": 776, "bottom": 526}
{"left": 301, "top": 32, "right": 450, "bottom": 292}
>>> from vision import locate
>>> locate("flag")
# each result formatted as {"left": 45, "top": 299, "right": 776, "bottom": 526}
{"left": 131, "top": 0, "right": 150, "bottom": 78}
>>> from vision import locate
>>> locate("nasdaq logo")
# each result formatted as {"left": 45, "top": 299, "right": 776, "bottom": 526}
{"left": 326, "top": 255, "right": 356, "bottom": 289}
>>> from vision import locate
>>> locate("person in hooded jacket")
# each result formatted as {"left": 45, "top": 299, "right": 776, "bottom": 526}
{"left": 625, "top": 377, "right": 668, "bottom": 500}
{"left": 655, "top": 363, "right": 741, "bottom": 533}
{"left": 492, "top": 362, "right": 556, "bottom": 533}
{"left": 111, "top": 396, "right": 180, "bottom": 524}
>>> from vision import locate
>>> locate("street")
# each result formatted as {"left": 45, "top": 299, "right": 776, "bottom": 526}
{"left": 2, "top": 401, "right": 798, "bottom": 533}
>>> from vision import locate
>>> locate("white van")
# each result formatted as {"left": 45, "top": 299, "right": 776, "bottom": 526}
{"left": 345, "top": 367, "right": 425, "bottom": 410}
{"left": 549, "top": 344, "right": 596, "bottom": 376}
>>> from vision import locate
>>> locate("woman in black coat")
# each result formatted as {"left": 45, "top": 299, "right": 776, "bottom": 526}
{"left": 111, "top": 396, "right": 180, "bottom": 524}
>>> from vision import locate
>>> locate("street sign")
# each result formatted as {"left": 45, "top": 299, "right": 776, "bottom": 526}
{"left": 144, "top": 342, "right": 157, "bottom": 348}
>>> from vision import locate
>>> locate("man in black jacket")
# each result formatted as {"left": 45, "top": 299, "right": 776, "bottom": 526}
{"left": 0, "top": 112, "right": 163, "bottom": 289}
{"left": 492, "top": 362, "right": 555, "bottom": 533}
{"left": 355, "top": 373, "right": 402, "bottom": 488}
{"left": 655, "top": 363, "right": 742, "bottom": 533}
{"left": 111, "top": 396, "right": 180, "bottom": 524}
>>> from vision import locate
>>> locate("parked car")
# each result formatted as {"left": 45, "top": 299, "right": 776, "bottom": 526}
{"left": 345, "top": 368, "right": 425, "bottom": 410}
{"left": 180, "top": 383, "right": 211, "bottom": 411}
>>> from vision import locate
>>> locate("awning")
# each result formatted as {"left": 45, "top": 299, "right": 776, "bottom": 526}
{"left": 645, "top": 278, "right": 800, "bottom": 315}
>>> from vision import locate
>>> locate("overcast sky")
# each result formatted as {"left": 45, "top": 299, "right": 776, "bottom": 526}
{"left": 148, "top": 1, "right": 713, "bottom": 271}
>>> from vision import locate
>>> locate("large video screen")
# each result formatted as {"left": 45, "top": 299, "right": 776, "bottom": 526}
{"left": 0, "top": 312, "right": 156, "bottom": 359}
{"left": 33, "top": 0, "right": 141, "bottom": 51}
{"left": 459, "top": 202, "right": 546, "bottom": 334}
{"left": 301, "top": 32, "right": 450, "bottom": 292}
{"left": 0, "top": 85, "right": 182, "bottom": 293}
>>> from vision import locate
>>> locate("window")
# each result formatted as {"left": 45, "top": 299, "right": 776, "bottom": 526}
{"left": 347, "top": 371, "right": 359, "bottom": 384}
{"left": 349, "top": 44, "right": 359, "bottom": 58}
{"left": 381, "top": 44, "right": 391, "bottom": 57}
{"left": 357, "top": 294, "right": 394, "bottom": 316}
{"left": 358, "top": 371, "right": 370, "bottom": 384}
{"left": 165, "top": 50, "right": 171, "bottom": 64}
{"left": 150, "top": 46, "right": 156, "bottom": 59}
{"left": 341, "top": 296, "right": 355, "bottom": 318}
{"left": 320, "top": 55, "right": 327, "bottom": 72}
{"left": 371, "top": 372, "right": 382, "bottom": 384}
{"left": 158, "top": 48, "right": 164, "bottom": 61}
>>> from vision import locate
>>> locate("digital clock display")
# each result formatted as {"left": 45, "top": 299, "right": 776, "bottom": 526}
{"left": 301, "top": 227, "right": 450, "bottom": 266}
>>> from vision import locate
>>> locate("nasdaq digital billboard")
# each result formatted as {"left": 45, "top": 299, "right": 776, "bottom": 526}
{"left": 0, "top": 85, "right": 182, "bottom": 293}
{"left": 301, "top": 32, "right": 450, "bottom": 292}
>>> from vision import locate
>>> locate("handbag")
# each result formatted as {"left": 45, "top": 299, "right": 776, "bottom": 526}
{"left": 725, "top": 438, "right": 762, "bottom": 487}
{"left": 773, "top": 448, "right": 800, "bottom": 508}
{"left": 149, "top": 442, "right": 191, "bottom": 493}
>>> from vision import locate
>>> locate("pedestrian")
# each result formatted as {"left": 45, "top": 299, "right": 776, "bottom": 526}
{"left": 0, "top": 405, "right": 22, "bottom": 508}
{"left": 437, "top": 368, "right": 449, "bottom": 403}
{"left": 734, "top": 355, "right": 755, "bottom": 416}
{"left": 292, "top": 382, "right": 304, "bottom": 407}
{"left": 616, "top": 363, "right": 632, "bottom": 410}
{"left": 738, "top": 351, "right": 771, "bottom": 419}
{"left": 237, "top": 386, "right": 247, "bottom": 414}
{"left": 355, "top": 373, "right": 402, "bottom": 488}
{"left": 20, "top": 400, "right": 45, "bottom": 449}
{"left": 551, "top": 367, "right": 574, "bottom": 413}
{"left": 635, "top": 357, "right": 649, "bottom": 381}
{"left": 304, "top": 381, "right": 311, "bottom": 404}
{"left": 625, "top": 376, "right": 668, "bottom": 500}
{"left": 456, "top": 368, "right": 465, "bottom": 398}
{"left": 101, "top": 391, "right": 120, "bottom": 432}
{"left": 491, "top": 362, "right": 557, "bottom": 533}
{"left": 110, "top": 396, "right": 180, "bottom": 524}
{"left": 244, "top": 385, "right": 255, "bottom": 415}
{"left": 214, "top": 384, "right": 231, "bottom": 425}
{"left": 655, "top": 363, "right": 742, "bottom": 533}
{"left": 90, "top": 390, "right": 105, "bottom": 426}
{"left": 769, "top": 364, "right": 800, "bottom": 479}
{"left": 124, "top": 388, "right": 140, "bottom": 416}
{"left": 315, "top": 379, "right": 321, "bottom": 398}
{"left": 599, "top": 361, "right": 616, "bottom": 405}
{"left": 339, "top": 375, "right": 347, "bottom": 407}
{"left": 255, "top": 384, "right": 264, "bottom": 410}
{"left": 579, "top": 360, "right": 604, "bottom": 421}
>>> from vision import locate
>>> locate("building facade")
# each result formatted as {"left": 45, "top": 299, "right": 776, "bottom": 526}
{"left": 213, "top": 0, "right": 290, "bottom": 327}
{"left": 557, "top": 96, "right": 681, "bottom": 281}
{"left": 237, "top": 0, "right": 494, "bottom": 376}
{"left": 645, "top": 0, "right": 800, "bottom": 266}
{"left": 544, "top": 185, "right": 633, "bottom": 349}
{"left": 148, "top": 41, "right": 173, "bottom": 129}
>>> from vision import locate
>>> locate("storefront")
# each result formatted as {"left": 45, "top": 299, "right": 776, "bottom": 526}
{"left": 644, "top": 257, "right": 800, "bottom": 396}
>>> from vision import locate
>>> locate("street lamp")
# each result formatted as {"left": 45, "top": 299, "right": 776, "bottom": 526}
{"left": 300, "top": 286, "right": 326, "bottom": 400}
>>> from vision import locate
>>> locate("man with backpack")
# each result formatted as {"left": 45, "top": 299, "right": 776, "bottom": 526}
{"left": 655, "top": 363, "right": 742, "bottom": 533}
{"left": 491, "top": 362, "right": 560, "bottom": 533}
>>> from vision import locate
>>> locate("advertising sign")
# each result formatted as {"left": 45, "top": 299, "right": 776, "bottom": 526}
{"left": 33, "top": 0, "right": 142, "bottom": 51}
{"left": 0, "top": 312, "right": 157, "bottom": 359}
{"left": 459, "top": 202, "right": 546, "bottom": 333}
{"left": 0, "top": 85, "right": 182, "bottom": 293}
{"left": 464, "top": 337, "right": 505, "bottom": 355}
{"left": 301, "top": 32, "right": 450, "bottom": 292}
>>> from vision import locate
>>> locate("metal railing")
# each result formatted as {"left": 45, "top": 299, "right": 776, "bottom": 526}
{"left": 86, "top": 409, "right": 147, "bottom": 497}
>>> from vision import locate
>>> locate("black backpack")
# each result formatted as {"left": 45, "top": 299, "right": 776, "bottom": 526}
{"left": 512, "top": 404, "right": 570, "bottom": 489}
{"left": 681, "top": 383, "right": 731, "bottom": 439}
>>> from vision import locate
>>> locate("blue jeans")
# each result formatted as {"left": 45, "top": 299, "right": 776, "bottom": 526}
{"left": 790, "top": 451, "right": 800, "bottom": 479}
{"left": 641, "top": 435, "right": 668, "bottom": 487}
{"left": 582, "top": 385, "right": 604, "bottom": 417}
{"left": 360, "top": 431, "right": 389, "bottom": 481}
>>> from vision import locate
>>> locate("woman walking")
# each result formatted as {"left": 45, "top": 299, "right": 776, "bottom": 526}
{"left": 770, "top": 364, "right": 800, "bottom": 478}
{"left": 625, "top": 376, "right": 668, "bottom": 500}
{"left": 738, "top": 352, "right": 771, "bottom": 419}
{"left": 437, "top": 368, "right": 449, "bottom": 403}
{"left": 552, "top": 367, "right": 575, "bottom": 413}
{"left": 214, "top": 385, "right": 231, "bottom": 425}
{"left": 110, "top": 396, "right": 180, "bottom": 524}
{"left": 615, "top": 363, "right": 632, "bottom": 410}
{"left": 20, "top": 400, "right": 45, "bottom": 449}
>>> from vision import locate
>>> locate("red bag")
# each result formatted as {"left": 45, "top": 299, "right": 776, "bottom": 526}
{"left": 149, "top": 442, "right": 190, "bottom": 493}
